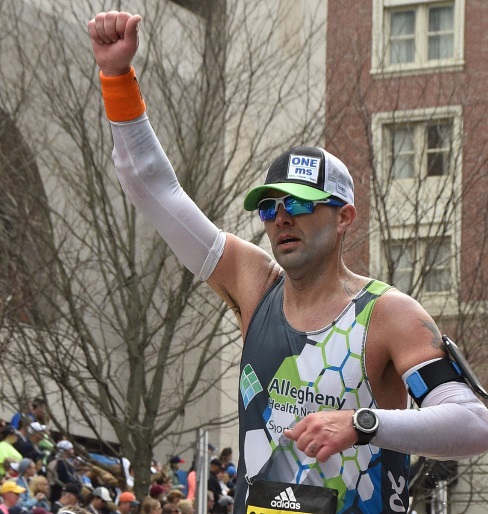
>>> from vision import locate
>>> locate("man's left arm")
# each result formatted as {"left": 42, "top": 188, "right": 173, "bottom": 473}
{"left": 284, "top": 290, "right": 488, "bottom": 461}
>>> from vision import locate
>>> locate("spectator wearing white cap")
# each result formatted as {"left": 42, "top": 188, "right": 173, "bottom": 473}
{"left": 216, "top": 496, "right": 233, "bottom": 514}
{"left": 48, "top": 441, "right": 82, "bottom": 503}
{"left": 86, "top": 487, "right": 113, "bottom": 514}
{"left": 14, "top": 421, "right": 48, "bottom": 472}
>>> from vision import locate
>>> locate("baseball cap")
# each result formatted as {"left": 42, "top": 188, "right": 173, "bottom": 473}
{"left": 218, "top": 496, "right": 234, "bottom": 507}
{"left": 1, "top": 480, "right": 26, "bottom": 495}
{"left": 57, "top": 439, "right": 74, "bottom": 451}
{"left": 169, "top": 455, "right": 184, "bottom": 464}
{"left": 18, "top": 458, "right": 33, "bottom": 476}
{"left": 149, "top": 485, "right": 164, "bottom": 498}
{"left": 93, "top": 486, "right": 112, "bottom": 502}
{"left": 118, "top": 492, "right": 139, "bottom": 506}
{"left": 1, "top": 425, "right": 17, "bottom": 439}
{"left": 244, "top": 146, "right": 354, "bottom": 210}
{"left": 29, "top": 422, "right": 47, "bottom": 434}
{"left": 32, "top": 508, "right": 48, "bottom": 514}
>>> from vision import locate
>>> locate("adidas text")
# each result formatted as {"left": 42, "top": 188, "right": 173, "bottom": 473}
{"left": 270, "top": 499, "right": 301, "bottom": 510}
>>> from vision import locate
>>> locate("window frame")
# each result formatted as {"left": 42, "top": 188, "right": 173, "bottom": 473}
{"left": 384, "top": 117, "right": 454, "bottom": 180}
{"left": 370, "top": 106, "right": 463, "bottom": 312}
{"left": 371, "top": 0, "right": 465, "bottom": 76}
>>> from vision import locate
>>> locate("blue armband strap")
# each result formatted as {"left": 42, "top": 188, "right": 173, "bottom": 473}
{"left": 406, "top": 358, "right": 465, "bottom": 406}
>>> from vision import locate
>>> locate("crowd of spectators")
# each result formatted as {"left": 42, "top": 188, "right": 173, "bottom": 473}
{"left": 0, "top": 399, "right": 236, "bottom": 514}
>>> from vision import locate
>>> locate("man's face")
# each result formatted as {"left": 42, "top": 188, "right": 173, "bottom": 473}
{"left": 31, "top": 432, "right": 44, "bottom": 443}
{"left": 92, "top": 497, "right": 106, "bottom": 510}
{"left": 25, "top": 461, "right": 37, "bottom": 478}
{"left": 6, "top": 433, "right": 18, "bottom": 444}
{"left": 118, "top": 501, "right": 132, "bottom": 514}
{"left": 262, "top": 191, "right": 341, "bottom": 277}
{"left": 210, "top": 464, "right": 224, "bottom": 476}
{"left": 63, "top": 492, "right": 79, "bottom": 506}
{"left": 31, "top": 403, "right": 47, "bottom": 423}
{"left": 207, "top": 498, "right": 214, "bottom": 513}
{"left": 3, "top": 492, "right": 20, "bottom": 508}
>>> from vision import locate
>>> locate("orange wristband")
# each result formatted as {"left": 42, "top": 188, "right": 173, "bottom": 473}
{"left": 100, "top": 67, "right": 146, "bottom": 122}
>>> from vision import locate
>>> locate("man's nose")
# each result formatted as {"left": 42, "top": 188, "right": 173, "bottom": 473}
{"left": 274, "top": 204, "right": 292, "bottom": 224}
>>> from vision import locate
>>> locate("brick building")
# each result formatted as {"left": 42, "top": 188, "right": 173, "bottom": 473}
{"left": 324, "top": 1, "right": 488, "bottom": 512}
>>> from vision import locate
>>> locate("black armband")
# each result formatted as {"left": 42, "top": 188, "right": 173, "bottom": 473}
{"left": 406, "top": 358, "right": 465, "bottom": 406}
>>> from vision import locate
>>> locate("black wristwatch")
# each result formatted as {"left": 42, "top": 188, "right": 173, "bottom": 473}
{"left": 352, "top": 408, "right": 379, "bottom": 445}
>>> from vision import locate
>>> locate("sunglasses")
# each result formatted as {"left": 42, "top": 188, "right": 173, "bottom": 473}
{"left": 258, "top": 195, "right": 345, "bottom": 221}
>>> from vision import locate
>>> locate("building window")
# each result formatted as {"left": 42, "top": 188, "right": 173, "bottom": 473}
{"left": 428, "top": 5, "right": 454, "bottom": 60}
{"left": 388, "top": 3, "right": 454, "bottom": 65}
{"left": 387, "top": 237, "right": 451, "bottom": 294}
{"left": 389, "top": 9, "right": 416, "bottom": 65}
{"left": 370, "top": 106, "right": 462, "bottom": 304}
{"left": 389, "top": 240, "right": 415, "bottom": 292}
{"left": 385, "top": 119, "right": 453, "bottom": 179}
{"left": 372, "top": 0, "right": 464, "bottom": 75}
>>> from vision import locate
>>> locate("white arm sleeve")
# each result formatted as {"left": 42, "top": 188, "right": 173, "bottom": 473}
{"left": 110, "top": 114, "right": 225, "bottom": 281}
{"left": 372, "top": 381, "right": 488, "bottom": 460}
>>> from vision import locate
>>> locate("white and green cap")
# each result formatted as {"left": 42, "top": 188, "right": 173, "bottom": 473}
{"left": 244, "top": 146, "right": 354, "bottom": 210}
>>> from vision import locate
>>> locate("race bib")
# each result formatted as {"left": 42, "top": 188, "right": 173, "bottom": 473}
{"left": 246, "top": 479, "right": 338, "bottom": 514}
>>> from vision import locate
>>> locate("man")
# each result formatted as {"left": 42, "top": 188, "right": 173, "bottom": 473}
{"left": 216, "top": 496, "right": 234, "bottom": 514}
{"left": 12, "top": 418, "right": 32, "bottom": 458}
{"left": 51, "top": 483, "right": 84, "bottom": 514}
{"left": 86, "top": 486, "right": 112, "bottom": 514}
{"left": 14, "top": 422, "right": 46, "bottom": 472}
{"left": 14, "top": 416, "right": 47, "bottom": 462}
{"left": 10, "top": 398, "right": 47, "bottom": 430}
{"left": 167, "top": 456, "right": 184, "bottom": 491}
{"left": 88, "top": 11, "right": 488, "bottom": 514}
{"left": 48, "top": 440, "right": 82, "bottom": 502}
{"left": 0, "top": 481, "right": 25, "bottom": 514}
{"left": 207, "top": 460, "right": 224, "bottom": 512}
{"left": 116, "top": 492, "right": 139, "bottom": 514}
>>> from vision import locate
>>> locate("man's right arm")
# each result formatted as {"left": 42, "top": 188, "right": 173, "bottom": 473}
{"left": 88, "top": 12, "right": 278, "bottom": 331}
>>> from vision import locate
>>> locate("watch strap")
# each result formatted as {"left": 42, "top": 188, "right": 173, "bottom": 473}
{"left": 355, "top": 428, "right": 375, "bottom": 445}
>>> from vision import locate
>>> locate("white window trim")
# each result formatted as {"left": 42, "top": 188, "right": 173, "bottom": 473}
{"left": 371, "top": 0, "right": 465, "bottom": 77}
{"left": 370, "top": 106, "right": 463, "bottom": 313}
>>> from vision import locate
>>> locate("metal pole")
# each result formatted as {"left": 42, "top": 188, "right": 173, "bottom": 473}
{"left": 196, "top": 428, "right": 209, "bottom": 514}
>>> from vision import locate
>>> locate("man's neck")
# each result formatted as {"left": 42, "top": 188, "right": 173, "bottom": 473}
{"left": 282, "top": 270, "right": 369, "bottom": 332}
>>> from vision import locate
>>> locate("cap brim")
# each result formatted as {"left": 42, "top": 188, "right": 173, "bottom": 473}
{"left": 244, "top": 183, "right": 331, "bottom": 211}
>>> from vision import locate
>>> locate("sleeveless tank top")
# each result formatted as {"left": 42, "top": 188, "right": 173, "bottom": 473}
{"left": 234, "top": 275, "right": 410, "bottom": 514}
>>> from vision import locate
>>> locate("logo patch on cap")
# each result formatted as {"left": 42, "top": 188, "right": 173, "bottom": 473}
{"left": 287, "top": 154, "right": 321, "bottom": 184}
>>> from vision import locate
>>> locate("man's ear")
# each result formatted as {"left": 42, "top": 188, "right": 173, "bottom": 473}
{"left": 337, "top": 204, "right": 356, "bottom": 234}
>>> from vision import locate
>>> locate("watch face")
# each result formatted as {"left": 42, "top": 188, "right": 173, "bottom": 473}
{"left": 358, "top": 410, "right": 377, "bottom": 431}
